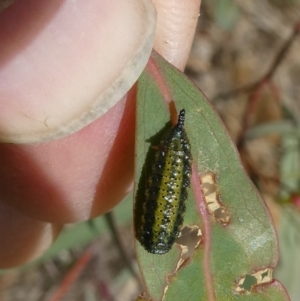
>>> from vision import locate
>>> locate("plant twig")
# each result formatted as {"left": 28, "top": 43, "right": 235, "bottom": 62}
{"left": 48, "top": 249, "right": 93, "bottom": 301}
{"left": 212, "top": 21, "right": 300, "bottom": 102}
{"left": 104, "top": 212, "right": 142, "bottom": 286}
{"left": 225, "top": 21, "right": 300, "bottom": 149}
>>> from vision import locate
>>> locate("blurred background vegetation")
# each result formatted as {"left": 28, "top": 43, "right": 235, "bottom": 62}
{"left": 1, "top": 0, "right": 300, "bottom": 300}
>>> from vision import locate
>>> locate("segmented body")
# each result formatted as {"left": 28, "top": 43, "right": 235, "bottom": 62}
{"left": 135, "top": 109, "right": 192, "bottom": 254}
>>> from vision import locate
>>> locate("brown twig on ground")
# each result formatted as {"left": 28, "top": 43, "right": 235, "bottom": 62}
{"left": 212, "top": 21, "right": 300, "bottom": 103}
{"left": 228, "top": 21, "right": 300, "bottom": 149}
{"left": 236, "top": 79, "right": 280, "bottom": 150}
{"left": 47, "top": 249, "right": 93, "bottom": 301}
{"left": 104, "top": 212, "right": 142, "bottom": 286}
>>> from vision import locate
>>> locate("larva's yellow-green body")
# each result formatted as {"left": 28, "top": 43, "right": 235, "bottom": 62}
{"left": 135, "top": 110, "right": 192, "bottom": 254}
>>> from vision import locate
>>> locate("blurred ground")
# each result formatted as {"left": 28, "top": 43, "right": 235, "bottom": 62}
{"left": 1, "top": 1, "right": 300, "bottom": 300}
{"left": 2, "top": 221, "right": 139, "bottom": 301}
{"left": 187, "top": 0, "right": 300, "bottom": 221}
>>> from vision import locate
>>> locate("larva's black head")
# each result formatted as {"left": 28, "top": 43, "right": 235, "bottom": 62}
{"left": 177, "top": 109, "right": 185, "bottom": 127}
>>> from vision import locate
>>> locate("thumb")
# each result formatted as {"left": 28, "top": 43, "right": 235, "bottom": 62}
{"left": 153, "top": 0, "right": 201, "bottom": 71}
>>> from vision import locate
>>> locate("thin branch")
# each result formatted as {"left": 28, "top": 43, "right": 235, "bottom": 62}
{"left": 212, "top": 21, "right": 300, "bottom": 103}
{"left": 48, "top": 249, "right": 93, "bottom": 301}
{"left": 104, "top": 212, "right": 142, "bottom": 286}
{"left": 225, "top": 21, "right": 299, "bottom": 149}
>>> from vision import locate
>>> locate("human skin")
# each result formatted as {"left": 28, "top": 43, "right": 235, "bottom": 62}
{"left": 0, "top": 0, "right": 201, "bottom": 267}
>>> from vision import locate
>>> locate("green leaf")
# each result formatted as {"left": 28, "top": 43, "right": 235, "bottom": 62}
{"left": 214, "top": 0, "right": 240, "bottom": 30}
{"left": 275, "top": 207, "right": 300, "bottom": 301}
{"left": 280, "top": 134, "right": 300, "bottom": 198}
{"left": 246, "top": 121, "right": 300, "bottom": 140}
{"left": 134, "top": 51, "right": 289, "bottom": 301}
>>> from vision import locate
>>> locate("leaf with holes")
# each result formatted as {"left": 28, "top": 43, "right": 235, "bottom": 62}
{"left": 133, "top": 51, "right": 290, "bottom": 301}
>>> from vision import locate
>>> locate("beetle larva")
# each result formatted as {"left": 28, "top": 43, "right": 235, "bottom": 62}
{"left": 135, "top": 109, "right": 192, "bottom": 254}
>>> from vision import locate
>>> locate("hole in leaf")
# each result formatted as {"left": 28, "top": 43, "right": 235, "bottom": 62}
{"left": 235, "top": 268, "right": 273, "bottom": 293}
{"left": 200, "top": 171, "right": 231, "bottom": 225}
{"left": 176, "top": 226, "right": 202, "bottom": 259}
